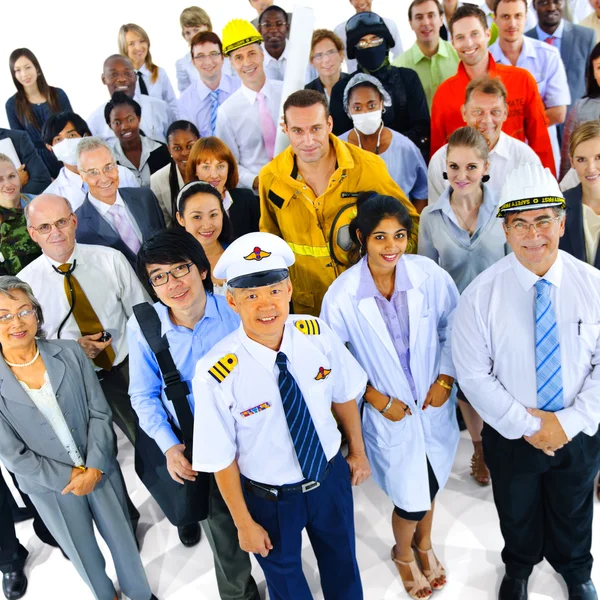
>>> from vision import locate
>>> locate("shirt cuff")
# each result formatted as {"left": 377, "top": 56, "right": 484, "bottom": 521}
{"left": 154, "top": 426, "right": 181, "bottom": 454}
{"left": 555, "top": 407, "right": 585, "bottom": 441}
{"left": 522, "top": 414, "right": 542, "bottom": 437}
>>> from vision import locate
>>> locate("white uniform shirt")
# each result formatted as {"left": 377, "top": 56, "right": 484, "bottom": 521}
{"left": 150, "top": 163, "right": 183, "bottom": 227}
{"left": 215, "top": 79, "right": 284, "bottom": 190}
{"left": 111, "top": 135, "right": 164, "bottom": 187}
{"left": 452, "top": 251, "right": 600, "bottom": 441}
{"left": 428, "top": 132, "right": 542, "bottom": 204}
{"left": 191, "top": 316, "right": 367, "bottom": 485}
{"left": 263, "top": 46, "right": 317, "bottom": 83}
{"left": 135, "top": 64, "right": 178, "bottom": 121}
{"left": 86, "top": 190, "right": 143, "bottom": 243}
{"left": 17, "top": 243, "right": 150, "bottom": 367}
{"left": 87, "top": 93, "right": 170, "bottom": 144}
{"left": 44, "top": 165, "right": 138, "bottom": 211}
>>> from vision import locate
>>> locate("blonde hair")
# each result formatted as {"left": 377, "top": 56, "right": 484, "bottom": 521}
{"left": 569, "top": 119, "right": 600, "bottom": 158}
{"left": 180, "top": 6, "right": 212, "bottom": 36}
{"left": 117, "top": 23, "right": 159, "bottom": 83}
{"left": 0, "top": 153, "right": 16, "bottom": 169}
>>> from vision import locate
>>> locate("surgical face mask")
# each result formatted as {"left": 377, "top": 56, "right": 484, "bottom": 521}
{"left": 351, "top": 109, "right": 382, "bottom": 135}
{"left": 355, "top": 44, "right": 388, "bottom": 72}
{"left": 52, "top": 137, "right": 81, "bottom": 166}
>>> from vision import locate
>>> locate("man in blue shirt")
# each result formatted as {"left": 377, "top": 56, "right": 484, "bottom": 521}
{"left": 127, "top": 228, "right": 259, "bottom": 600}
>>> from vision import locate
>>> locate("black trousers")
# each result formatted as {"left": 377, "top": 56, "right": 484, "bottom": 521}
{"left": 482, "top": 423, "right": 600, "bottom": 586}
{"left": 0, "top": 473, "right": 28, "bottom": 573}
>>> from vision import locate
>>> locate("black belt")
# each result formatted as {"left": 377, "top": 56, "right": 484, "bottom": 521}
{"left": 97, "top": 356, "right": 128, "bottom": 380}
{"left": 243, "top": 456, "right": 335, "bottom": 502}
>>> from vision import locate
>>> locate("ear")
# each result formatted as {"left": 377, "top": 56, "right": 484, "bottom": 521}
{"left": 460, "top": 103, "right": 467, "bottom": 124}
{"left": 45, "top": 143, "right": 53, "bottom": 153}
{"left": 71, "top": 213, "right": 78, "bottom": 231}
{"left": 27, "top": 226, "right": 38, "bottom": 244}
{"left": 200, "top": 269, "right": 208, "bottom": 281}
{"left": 326, "top": 115, "right": 333, "bottom": 134}
{"left": 101, "top": 73, "right": 107, "bottom": 86}
{"left": 226, "top": 288, "right": 239, "bottom": 313}
{"left": 176, "top": 211, "right": 185, "bottom": 227}
{"left": 569, "top": 154, "right": 575, "bottom": 170}
{"left": 483, "top": 160, "right": 491, "bottom": 176}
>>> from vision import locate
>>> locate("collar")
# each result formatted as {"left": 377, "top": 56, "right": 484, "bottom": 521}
{"left": 43, "top": 242, "right": 80, "bottom": 270}
{"left": 60, "top": 165, "right": 86, "bottom": 188}
{"left": 264, "top": 45, "right": 288, "bottom": 66}
{"left": 536, "top": 20, "right": 564, "bottom": 41}
{"left": 410, "top": 39, "right": 451, "bottom": 64}
{"left": 356, "top": 255, "right": 412, "bottom": 303}
{"left": 113, "top": 135, "right": 157, "bottom": 170}
{"left": 520, "top": 36, "right": 539, "bottom": 59}
{"left": 510, "top": 250, "right": 564, "bottom": 292}
{"left": 87, "top": 190, "right": 125, "bottom": 217}
{"left": 158, "top": 292, "right": 219, "bottom": 337}
{"left": 195, "top": 73, "right": 230, "bottom": 101}
{"left": 240, "top": 78, "right": 270, "bottom": 105}
{"left": 237, "top": 318, "right": 294, "bottom": 372}
{"left": 457, "top": 52, "right": 497, "bottom": 79}
{"left": 491, "top": 131, "right": 511, "bottom": 159}
{"left": 429, "top": 183, "right": 497, "bottom": 216}
{"left": 138, "top": 64, "right": 151, "bottom": 77}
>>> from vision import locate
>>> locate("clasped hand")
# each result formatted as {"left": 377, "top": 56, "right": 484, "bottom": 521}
{"left": 524, "top": 408, "right": 570, "bottom": 456}
{"left": 61, "top": 467, "right": 102, "bottom": 496}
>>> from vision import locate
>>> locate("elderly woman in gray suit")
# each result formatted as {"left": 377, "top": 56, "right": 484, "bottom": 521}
{"left": 0, "top": 276, "right": 157, "bottom": 600}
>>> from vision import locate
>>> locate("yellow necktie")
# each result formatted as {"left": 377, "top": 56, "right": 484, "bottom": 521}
{"left": 58, "top": 263, "right": 115, "bottom": 371}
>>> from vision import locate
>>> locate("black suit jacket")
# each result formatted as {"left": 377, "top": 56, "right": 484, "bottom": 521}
{"left": 0, "top": 128, "right": 51, "bottom": 194}
{"left": 560, "top": 184, "right": 600, "bottom": 269}
{"left": 304, "top": 73, "right": 351, "bottom": 98}
{"left": 229, "top": 188, "right": 260, "bottom": 238}
{"left": 74, "top": 187, "right": 165, "bottom": 267}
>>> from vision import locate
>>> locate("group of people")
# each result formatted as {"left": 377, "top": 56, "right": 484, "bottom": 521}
{"left": 0, "top": 1, "right": 600, "bottom": 600}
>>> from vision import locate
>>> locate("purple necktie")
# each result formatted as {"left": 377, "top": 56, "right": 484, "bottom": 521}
{"left": 109, "top": 203, "right": 141, "bottom": 254}
{"left": 257, "top": 91, "right": 276, "bottom": 160}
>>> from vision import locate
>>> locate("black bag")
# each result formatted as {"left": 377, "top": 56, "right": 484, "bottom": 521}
{"left": 132, "top": 303, "right": 210, "bottom": 526}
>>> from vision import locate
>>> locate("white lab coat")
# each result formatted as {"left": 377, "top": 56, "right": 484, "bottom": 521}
{"left": 321, "top": 255, "right": 460, "bottom": 512}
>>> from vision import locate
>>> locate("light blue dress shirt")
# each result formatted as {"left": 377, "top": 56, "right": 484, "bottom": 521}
{"left": 127, "top": 293, "right": 241, "bottom": 453}
{"left": 535, "top": 20, "right": 564, "bottom": 52}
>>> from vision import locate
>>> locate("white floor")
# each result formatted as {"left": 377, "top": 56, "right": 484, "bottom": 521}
{"left": 8, "top": 430, "right": 600, "bottom": 600}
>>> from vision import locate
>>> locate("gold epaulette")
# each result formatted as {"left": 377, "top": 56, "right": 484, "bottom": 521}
{"left": 294, "top": 319, "right": 321, "bottom": 335}
{"left": 208, "top": 354, "right": 238, "bottom": 383}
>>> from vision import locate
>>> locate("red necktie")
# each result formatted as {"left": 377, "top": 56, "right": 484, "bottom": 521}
{"left": 545, "top": 36, "right": 556, "bottom": 45}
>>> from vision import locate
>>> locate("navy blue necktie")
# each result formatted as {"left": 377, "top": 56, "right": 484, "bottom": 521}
{"left": 276, "top": 351, "right": 328, "bottom": 482}
{"left": 137, "top": 71, "right": 149, "bottom": 95}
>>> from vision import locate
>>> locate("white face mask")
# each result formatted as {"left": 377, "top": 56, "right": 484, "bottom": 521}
{"left": 351, "top": 110, "right": 383, "bottom": 136}
{"left": 52, "top": 137, "right": 82, "bottom": 166}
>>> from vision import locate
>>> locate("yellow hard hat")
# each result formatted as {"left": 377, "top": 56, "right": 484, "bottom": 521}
{"left": 222, "top": 19, "right": 263, "bottom": 56}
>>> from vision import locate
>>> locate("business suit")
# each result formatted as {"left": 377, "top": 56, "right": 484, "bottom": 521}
{"left": 0, "top": 339, "right": 152, "bottom": 600}
{"left": 559, "top": 184, "right": 600, "bottom": 269}
{"left": 74, "top": 187, "right": 166, "bottom": 268}
{"left": 0, "top": 128, "right": 51, "bottom": 195}
{"left": 304, "top": 73, "right": 351, "bottom": 102}
{"left": 229, "top": 187, "right": 260, "bottom": 238}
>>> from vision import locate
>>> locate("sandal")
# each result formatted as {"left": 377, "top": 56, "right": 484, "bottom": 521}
{"left": 413, "top": 544, "right": 447, "bottom": 591}
{"left": 470, "top": 441, "right": 490, "bottom": 486}
{"left": 390, "top": 546, "right": 433, "bottom": 599}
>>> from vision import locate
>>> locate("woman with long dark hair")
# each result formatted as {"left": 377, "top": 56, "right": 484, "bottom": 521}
{"left": 6, "top": 48, "right": 72, "bottom": 178}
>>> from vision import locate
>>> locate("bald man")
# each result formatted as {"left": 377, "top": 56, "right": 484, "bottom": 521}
{"left": 86, "top": 54, "right": 172, "bottom": 144}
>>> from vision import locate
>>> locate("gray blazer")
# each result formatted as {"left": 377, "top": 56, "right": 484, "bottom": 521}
{"left": 526, "top": 21, "right": 596, "bottom": 107}
{"left": 74, "top": 187, "right": 166, "bottom": 268}
{"left": 0, "top": 339, "right": 114, "bottom": 495}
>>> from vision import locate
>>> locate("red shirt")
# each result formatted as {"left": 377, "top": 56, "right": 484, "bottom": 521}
{"left": 430, "top": 54, "right": 555, "bottom": 175}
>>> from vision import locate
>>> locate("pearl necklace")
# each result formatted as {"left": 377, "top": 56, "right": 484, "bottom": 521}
{"left": 5, "top": 348, "right": 40, "bottom": 368}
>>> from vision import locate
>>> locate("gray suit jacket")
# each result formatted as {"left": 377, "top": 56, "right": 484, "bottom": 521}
{"left": 74, "top": 187, "right": 166, "bottom": 268}
{"left": 526, "top": 21, "right": 596, "bottom": 106}
{"left": 0, "top": 339, "right": 114, "bottom": 495}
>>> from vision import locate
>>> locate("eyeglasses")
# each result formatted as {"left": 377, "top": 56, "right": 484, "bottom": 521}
{"left": 149, "top": 262, "right": 194, "bottom": 287}
{"left": 356, "top": 37, "right": 384, "bottom": 50}
{"left": 0, "top": 309, "right": 37, "bottom": 324}
{"left": 193, "top": 51, "right": 222, "bottom": 62}
{"left": 30, "top": 214, "right": 73, "bottom": 234}
{"left": 505, "top": 216, "right": 561, "bottom": 234}
{"left": 80, "top": 163, "right": 117, "bottom": 178}
{"left": 260, "top": 21, "right": 287, "bottom": 29}
{"left": 312, "top": 49, "right": 339, "bottom": 62}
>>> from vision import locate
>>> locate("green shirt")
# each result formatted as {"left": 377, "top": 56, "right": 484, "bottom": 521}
{"left": 393, "top": 40, "right": 459, "bottom": 112}
{"left": 0, "top": 203, "right": 41, "bottom": 276}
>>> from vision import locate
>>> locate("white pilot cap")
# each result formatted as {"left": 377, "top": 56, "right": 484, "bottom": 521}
{"left": 497, "top": 163, "right": 565, "bottom": 217}
{"left": 213, "top": 232, "right": 295, "bottom": 288}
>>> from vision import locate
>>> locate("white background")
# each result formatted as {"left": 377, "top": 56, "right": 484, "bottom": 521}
{"left": 0, "top": 0, "right": 417, "bottom": 128}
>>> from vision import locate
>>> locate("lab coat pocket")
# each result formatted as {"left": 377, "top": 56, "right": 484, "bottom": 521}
{"left": 362, "top": 402, "right": 410, "bottom": 449}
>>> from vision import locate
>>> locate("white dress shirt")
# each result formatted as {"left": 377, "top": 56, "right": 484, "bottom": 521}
{"left": 560, "top": 167, "right": 580, "bottom": 191}
{"left": 86, "top": 191, "right": 143, "bottom": 243}
{"left": 215, "top": 79, "right": 283, "bottom": 190}
{"left": 135, "top": 65, "right": 178, "bottom": 121}
{"left": 428, "top": 132, "right": 542, "bottom": 204}
{"left": 191, "top": 316, "right": 367, "bottom": 484}
{"left": 452, "top": 251, "right": 600, "bottom": 441}
{"left": 177, "top": 73, "right": 240, "bottom": 137}
{"left": 175, "top": 51, "right": 237, "bottom": 93}
{"left": 43, "top": 165, "right": 138, "bottom": 211}
{"left": 263, "top": 46, "right": 317, "bottom": 83}
{"left": 111, "top": 135, "right": 164, "bottom": 187}
{"left": 87, "top": 93, "right": 170, "bottom": 144}
{"left": 150, "top": 163, "right": 183, "bottom": 227}
{"left": 17, "top": 243, "right": 150, "bottom": 367}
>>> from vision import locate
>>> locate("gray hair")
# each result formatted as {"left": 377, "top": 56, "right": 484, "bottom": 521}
{"left": 343, "top": 73, "right": 392, "bottom": 115}
{"left": 503, "top": 205, "right": 566, "bottom": 225}
{"left": 24, "top": 195, "right": 74, "bottom": 227}
{"left": 0, "top": 153, "right": 17, "bottom": 169}
{"left": 76, "top": 137, "right": 115, "bottom": 170}
{"left": 0, "top": 276, "right": 46, "bottom": 339}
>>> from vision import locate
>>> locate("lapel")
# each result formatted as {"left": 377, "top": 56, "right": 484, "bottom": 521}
{"left": 121, "top": 188, "right": 146, "bottom": 236}
{"left": 38, "top": 341, "right": 66, "bottom": 407}
{"left": 404, "top": 259, "right": 428, "bottom": 353}
{"left": 357, "top": 296, "right": 400, "bottom": 368}
{"left": 525, "top": 27, "right": 540, "bottom": 41}
{"left": 561, "top": 21, "right": 574, "bottom": 65}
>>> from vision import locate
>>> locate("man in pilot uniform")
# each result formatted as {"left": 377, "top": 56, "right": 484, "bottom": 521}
{"left": 191, "top": 232, "right": 371, "bottom": 600}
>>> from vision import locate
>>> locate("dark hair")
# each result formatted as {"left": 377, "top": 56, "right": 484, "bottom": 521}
{"left": 348, "top": 192, "right": 415, "bottom": 264}
{"left": 283, "top": 89, "right": 330, "bottom": 124}
{"left": 41, "top": 111, "right": 91, "bottom": 146}
{"left": 585, "top": 42, "right": 600, "bottom": 99}
{"left": 176, "top": 181, "right": 234, "bottom": 246}
{"left": 347, "top": 81, "right": 384, "bottom": 108}
{"left": 9, "top": 48, "right": 61, "bottom": 131}
{"left": 259, "top": 5, "right": 288, "bottom": 25}
{"left": 190, "top": 31, "right": 224, "bottom": 56}
{"left": 165, "top": 120, "right": 201, "bottom": 219}
{"left": 104, "top": 91, "right": 141, "bottom": 126}
{"left": 136, "top": 228, "right": 214, "bottom": 299}
{"left": 408, "top": 0, "right": 443, "bottom": 20}
{"left": 449, "top": 4, "right": 488, "bottom": 36}
{"left": 493, "top": 0, "right": 528, "bottom": 12}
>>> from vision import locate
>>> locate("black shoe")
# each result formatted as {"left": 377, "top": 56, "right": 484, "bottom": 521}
{"left": 177, "top": 523, "right": 201, "bottom": 547}
{"left": 568, "top": 580, "right": 598, "bottom": 600}
{"left": 2, "top": 570, "right": 27, "bottom": 600}
{"left": 499, "top": 574, "right": 528, "bottom": 600}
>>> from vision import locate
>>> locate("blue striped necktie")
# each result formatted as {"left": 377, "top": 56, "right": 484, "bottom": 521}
{"left": 209, "top": 90, "right": 220, "bottom": 135}
{"left": 276, "top": 352, "right": 328, "bottom": 482}
{"left": 535, "top": 279, "right": 564, "bottom": 412}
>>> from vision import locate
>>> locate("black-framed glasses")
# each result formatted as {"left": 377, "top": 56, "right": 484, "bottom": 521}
{"left": 149, "top": 262, "right": 194, "bottom": 287}
{"left": 30, "top": 214, "right": 74, "bottom": 234}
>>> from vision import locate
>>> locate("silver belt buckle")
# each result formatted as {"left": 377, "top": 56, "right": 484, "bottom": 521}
{"left": 301, "top": 480, "right": 320, "bottom": 493}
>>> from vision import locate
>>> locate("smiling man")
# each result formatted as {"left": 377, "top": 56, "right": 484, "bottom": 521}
{"left": 453, "top": 162, "right": 600, "bottom": 600}
{"left": 191, "top": 231, "right": 371, "bottom": 600}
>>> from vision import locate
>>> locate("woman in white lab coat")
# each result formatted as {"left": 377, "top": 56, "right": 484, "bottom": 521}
{"left": 321, "top": 193, "right": 460, "bottom": 600}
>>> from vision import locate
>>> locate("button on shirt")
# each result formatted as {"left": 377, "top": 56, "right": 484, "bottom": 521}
{"left": 452, "top": 251, "right": 600, "bottom": 441}
{"left": 216, "top": 79, "right": 284, "bottom": 190}
{"left": 191, "top": 317, "right": 367, "bottom": 485}
{"left": 127, "top": 295, "right": 240, "bottom": 453}
{"left": 86, "top": 191, "right": 143, "bottom": 244}
{"left": 177, "top": 74, "right": 240, "bottom": 138}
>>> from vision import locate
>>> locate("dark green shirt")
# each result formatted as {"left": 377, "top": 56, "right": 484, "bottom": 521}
{"left": 0, "top": 204, "right": 41, "bottom": 275}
